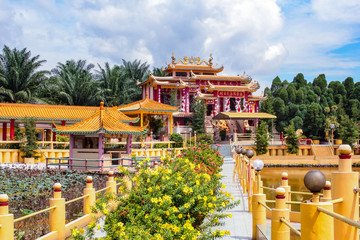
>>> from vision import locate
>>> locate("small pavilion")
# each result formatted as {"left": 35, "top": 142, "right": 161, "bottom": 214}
{"left": 117, "top": 94, "right": 178, "bottom": 135}
{"left": 54, "top": 102, "right": 148, "bottom": 160}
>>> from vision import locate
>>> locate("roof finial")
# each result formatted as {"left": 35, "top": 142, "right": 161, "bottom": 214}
{"left": 145, "top": 92, "right": 148, "bottom": 98}
{"left": 100, "top": 102, "right": 104, "bottom": 110}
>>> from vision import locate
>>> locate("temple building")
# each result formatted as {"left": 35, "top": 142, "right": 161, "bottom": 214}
{"left": 139, "top": 53, "right": 272, "bottom": 135}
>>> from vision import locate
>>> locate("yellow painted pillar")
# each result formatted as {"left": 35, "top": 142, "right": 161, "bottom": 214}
{"left": 332, "top": 144, "right": 359, "bottom": 240}
{"left": 49, "top": 183, "right": 65, "bottom": 240}
{"left": 4, "top": 151, "right": 10, "bottom": 163}
{"left": 106, "top": 171, "right": 117, "bottom": 195}
{"left": 271, "top": 187, "right": 290, "bottom": 240}
{"left": 252, "top": 194, "right": 266, "bottom": 238}
{"left": 140, "top": 113, "right": 144, "bottom": 143}
{"left": 300, "top": 193, "right": 333, "bottom": 240}
{"left": 321, "top": 181, "right": 332, "bottom": 202}
{"left": 0, "top": 194, "right": 14, "bottom": 240}
{"left": 83, "top": 176, "right": 96, "bottom": 215}
{"left": 281, "top": 172, "right": 291, "bottom": 210}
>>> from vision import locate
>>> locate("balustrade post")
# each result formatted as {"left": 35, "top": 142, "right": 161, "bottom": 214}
{"left": 281, "top": 172, "right": 291, "bottom": 210}
{"left": 271, "top": 187, "right": 290, "bottom": 240}
{"left": 83, "top": 176, "right": 96, "bottom": 215}
{"left": 301, "top": 170, "right": 333, "bottom": 240}
{"left": 106, "top": 171, "right": 117, "bottom": 195}
{"left": 252, "top": 193, "right": 266, "bottom": 239}
{"left": 49, "top": 183, "right": 65, "bottom": 240}
{"left": 321, "top": 181, "right": 332, "bottom": 202}
{"left": 332, "top": 144, "right": 359, "bottom": 240}
{"left": 0, "top": 194, "right": 14, "bottom": 240}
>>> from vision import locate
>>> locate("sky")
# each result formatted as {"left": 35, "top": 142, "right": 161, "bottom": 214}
{"left": 1, "top": 0, "right": 360, "bottom": 90}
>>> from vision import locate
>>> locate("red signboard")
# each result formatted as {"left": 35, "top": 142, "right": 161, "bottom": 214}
{"left": 217, "top": 91, "right": 245, "bottom": 98}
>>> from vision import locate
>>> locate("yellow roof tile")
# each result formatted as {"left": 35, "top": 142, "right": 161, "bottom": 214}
{"left": 0, "top": 103, "right": 137, "bottom": 122}
{"left": 117, "top": 96, "right": 179, "bottom": 113}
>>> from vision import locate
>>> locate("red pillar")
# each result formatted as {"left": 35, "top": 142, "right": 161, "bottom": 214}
{"left": 10, "top": 119, "right": 15, "bottom": 140}
{"left": 2, "top": 122, "right": 7, "bottom": 141}
{"left": 61, "top": 121, "right": 66, "bottom": 136}
{"left": 52, "top": 124, "right": 56, "bottom": 141}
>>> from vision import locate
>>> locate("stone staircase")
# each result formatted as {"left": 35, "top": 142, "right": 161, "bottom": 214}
{"left": 214, "top": 144, "right": 233, "bottom": 163}
{"left": 313, "top": 145, "right": 333, "bottom": 156}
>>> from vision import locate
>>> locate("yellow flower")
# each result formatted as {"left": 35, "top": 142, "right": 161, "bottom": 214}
{"left": 222, "top": 184, "right": 227, "bottom": 188}
{"left": 196, "top": 180, "right": 200, "bottom": 186}
{"left": 147, "top": 178, "right": 150, "bottom": 183}
{"left": 165, "top": 211, "right": 170, "bottom": 216}
{"left": 184, "top": 203, "right": 190, "bottom": 208}
{"left": 178, "top": 214, "right": 183, "bottom": 219}
{"left": 213, "top": 218, "right": 218, "bottom": 223}
{"left": 79, "top": 228, "right": 85, "bottom": 234}
{"left": 156, "top": 185, "right": 160, "bottom": 190}
{"left": 212, "top": 196, "right": 217, "bottom": 201}
{"left": 103, "top": 209, "right": 108, "bottom": 214}
{"left": 148, "top": 187, "right": 153, "bottom": 192}
{"left": 72, "top": 228, "right": 79, "bottom": 236}
{"left": 208, "top": 203, "right": 213, "bottom": 208}
{"left": 229, "top": 213, "right": 233, "bottom": 218}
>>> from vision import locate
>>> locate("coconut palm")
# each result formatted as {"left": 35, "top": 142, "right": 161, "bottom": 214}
{"left": 50, "top": 59, "right": 102, "bottom": 106}
{"left": 0, "top": 45, "right": 49, "bottom": 103}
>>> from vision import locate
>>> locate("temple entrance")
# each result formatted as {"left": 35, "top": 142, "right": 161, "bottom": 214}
{"left": 206, "top": 104, "right": 213, "bottom": 116}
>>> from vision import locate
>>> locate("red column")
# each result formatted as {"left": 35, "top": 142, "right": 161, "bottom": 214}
{"left": 2, "top": 122, "right": 7, "bottom": 141}
{"left": 10, "top": 119, "right": 15, "bottom": 140}
{"left": 52, "top": 124, "right": 56, "bottom": 141}
{"left": 61, "top": 121, "right": 66, "bottom": 136}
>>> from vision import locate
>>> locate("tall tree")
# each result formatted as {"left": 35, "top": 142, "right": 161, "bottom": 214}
{"left": 0, "top": 45, "right": 49, "bottom": 103}
{"left": 190, "top": 100, "right": 206, "bottom": 134}
{"left": 96, "top": 62, "right": 123, "bottom": 106}
{"left": 50, "top": 60, "right": 101, "bottom": 106}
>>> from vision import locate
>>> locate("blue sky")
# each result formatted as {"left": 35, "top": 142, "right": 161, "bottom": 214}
{"left": 1, "top": 0, "right": 360, "bottom": 90}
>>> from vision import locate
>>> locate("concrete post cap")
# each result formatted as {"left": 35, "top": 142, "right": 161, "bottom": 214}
{"left": 86, "top": 176, "right": 93, "bottom": 182}
{"left": 338, "top": 144, "right": 352, "bottom": 155}
{"left": 0, "top": 194, "right": 8, "bottom": 203}
{"left": 54, "top": 182, "right": 62, "bottom": 190}
{"left": 281, "top": 172, "right": 288, "bottom": 178}
{"left": 276, "top": 187, "right": 286, "bottom": 196}
{"left": 109, "top": 171, "right": 114, "bottom": 176}
{"left": 325, "top": 181, "right": 331, "bottom": 188}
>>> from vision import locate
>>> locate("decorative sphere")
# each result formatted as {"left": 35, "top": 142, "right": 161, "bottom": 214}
{"left": 86, "top": 176, "right": 93, "bottom": 182}
{"left": 54, "top": 182, "right": 62, "bottom": 190}
{"left": 253, "top": 159, "right": 264, "bottom": 171}
{"left": 241, "top": 148, "right": 247, "bottom": 155}
{"left": 282, "top": 172, "right": 288, "bottom": 178}
{"left": 235, "top": 146, "right": 242, "bottom": 154}
{"left": 304, "top": 170, "right": 326, "bottom": 193}
{"left": 0, "top": 194, "right": 8, "bottom": 203}
{"left": 109, "top": 170, "right": 114, "bottom": 176}
{"left": 325, "top": 181, "right": 331, "bottom": 188}
{"left": 338, "top": 144, "right": 352, "bottom": 155}
{"left": 246, "top": 149, "right": 254, "bottom": 159}
{"left": 276, "top": 187, "right": 286, "bottom": 196}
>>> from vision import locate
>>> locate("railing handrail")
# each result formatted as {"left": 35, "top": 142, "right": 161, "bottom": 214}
{"left": 280, "top": 217, "right": 301, "bottom": 237}
{"left": 95, "top": 185, "right": 112, "bottom": 194}
{"left": 13, "top": 205, "right": 56, "bottom": 223}
{"left": 258, "top": 201, "right": 272, "bottom": 212}
{"left": 317, "top": 206, "right": 360, "bottom": 229}
{"left": 65, "top": 194, "right": 90, "bottom": 205}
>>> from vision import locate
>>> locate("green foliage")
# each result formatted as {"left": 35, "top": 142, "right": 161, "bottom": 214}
{"left": 75, "top": 144, "right": 238, "bottom": 239}
{"left": 0, "top": 168, "right": 108, "bottom": 239}
{"left": 196, "top": 133, "right": 214, "bottom": 144}
{"left": 149, "top": 116, "right": 165, "bottom": 136}
{"left": 154, "top": 143, "right": 169, "bottom": 149}
{"left": 20, "top": 118, "right": 39, "bottom": 158}
{"left": 0, "top": 45, "right": 49, "bottom": 103}
{"left": 284, "top": 122, "right": 299, "bottom": 154}
{"left": 169, "top": 133, "right": 183, "bottom": 148}
{"left": 254, "top": 122, "right": 270, "bottom": 155}
{"left": 191, "top": 100, "right": 206, "bottom": 134}
{"left": 219, "top": 129, "right": 227, "bottom": 141}
{"left": 9, "top": 123, "right": 23, "bottom": 149}
{"left": 338, "top": 115, "right": 359, "bottom": 148}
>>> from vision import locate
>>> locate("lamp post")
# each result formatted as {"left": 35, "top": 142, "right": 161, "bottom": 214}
{"left": 330, "top": 124, "right": 335, "bottom": 145}
{"left": 253, "top": 159, "right": 264, "bottom": 194}
{"left": 194, "top": 131, "right": 197, "bottom": 145}
{"left": 246, "top": 149, "right": 254, "bottom": 195}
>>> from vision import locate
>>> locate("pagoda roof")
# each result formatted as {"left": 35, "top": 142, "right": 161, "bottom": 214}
{"left": 117, "top": 95, "right": 179, "bottom": 114}
{"left": 54, "top": 103, "right": 147, "bottom": 135}
{"left": 214, "top": 112, "right": 277, "bottom": 120}
{"left": 0, "top": 103, "right": 138, "bottom": 122}
{"left": 191, "top": 73, "right": 252, "bottom": 83}
{"left": 206, "top": 81, "right": 260, "bottom": 92}
{"left": 195, "top": 92, "right": 216, "bottom": 100}
{"left": 248, "top": 95, "right": 267, "bottom": 101}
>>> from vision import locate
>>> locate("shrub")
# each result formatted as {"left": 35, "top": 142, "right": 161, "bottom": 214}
{"left": 169, "top": 133, "right": 183, "bottom": 148}
{"left": 285, "top": 122, "right": 299, "bottom": 154}
{"left": 197, "top": 133, "right": 213, "bottom": 144}
{"left": 154, "top": 143, "right": 169, "bottom": 149}
{"left": 254, "top": 122, "right": 270, "bottom": 155}
{"left": 20, "top": 118, "right": 39, "bottom": 159}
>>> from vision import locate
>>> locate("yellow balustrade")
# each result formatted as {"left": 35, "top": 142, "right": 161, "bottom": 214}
{"left": 0, "top": 194, "right": 14, "bottom": 240}
{"left": 281, "top": 172, "right": 291, "bottom": 210}
{"left": 271, "top": 187, "right": 290, "bottom": 240}
{"left": 252, "top": 193, "right": 266, "bottom": 238}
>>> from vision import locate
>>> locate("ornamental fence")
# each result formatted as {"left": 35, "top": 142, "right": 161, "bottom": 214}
{"left": 234, "top": 145, "right": 360, "bottom": 240}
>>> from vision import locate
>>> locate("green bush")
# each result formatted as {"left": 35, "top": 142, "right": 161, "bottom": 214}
{"left": 197, "top": 133, "right": 214, "bottom": 144}
{"left": 254, "top": 122, "right": 270, "bottom": 155}
{"left": 285, "top": 122, "right": 299, "bottom": 154}
{"left": 169, "top": 133, "right": 183, "bottom": 148}
{"left": 154, "top": 143, "right": 169, "bottom": 149}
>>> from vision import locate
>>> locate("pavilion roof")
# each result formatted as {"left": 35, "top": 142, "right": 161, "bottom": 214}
{"left": 206, "top": 81, "right": 260, "bottom": 92}
{"left": 54, "top": 103, "right": 147, "bottom": 135}
{"left": 0, "top": 103, "right": 138, "bottom": 122}
{"left": 117, "top": 95, "right": 179, "bottom": 114}
{"left": 214, "top": 112, "right": 277, "bottom": 120}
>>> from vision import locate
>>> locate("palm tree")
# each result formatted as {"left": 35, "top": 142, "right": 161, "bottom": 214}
{"left": 0, "top": 45, "right": 49, "bottom": 103}
{"left": 50, "top": 60, "right": 102, "bottom": 106}
{"left": 96, "top": 62, "right": 123, "bottom": 106}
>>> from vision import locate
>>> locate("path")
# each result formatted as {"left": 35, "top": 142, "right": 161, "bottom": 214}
{"left": 216, "top": 144, "right": 252, "bottom": 239}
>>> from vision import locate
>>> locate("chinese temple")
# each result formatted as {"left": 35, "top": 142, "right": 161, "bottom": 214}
{"left": 139, "top": 53, "right": 270, "bottom": 136}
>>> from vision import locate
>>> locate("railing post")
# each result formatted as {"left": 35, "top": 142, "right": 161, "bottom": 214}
{"left": 49, "top": 183, "right": 65, "bottom": 240}
{"left": 271, "top": 187, "right": 290, "bottom": 240}
{"left": 83, "top": 176, "right": 96, "bottom": 215}
{"left": 332, "top": 144, "right": 359, "bottom": 240}
{"left": 321, "top": 181, "right": 332, "bottom": 202}
{"left": 252, "top": 193, "right": 266, "bottom": 238}
{"left": 69, "top": 158, "right": 72, "bottom": 170}
{"left": 0, "top": 194, "right": 14, "bottom": 240}
{"left": 106, "top": 171, "right": 116, "bottom": 195}
{"left": 281, "top": 172, "right": 291, "bottom": 210}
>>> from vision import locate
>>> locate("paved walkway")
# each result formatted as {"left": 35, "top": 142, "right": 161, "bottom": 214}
{"left": 216, "top": 154, "right": 252, "bottom": 239}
